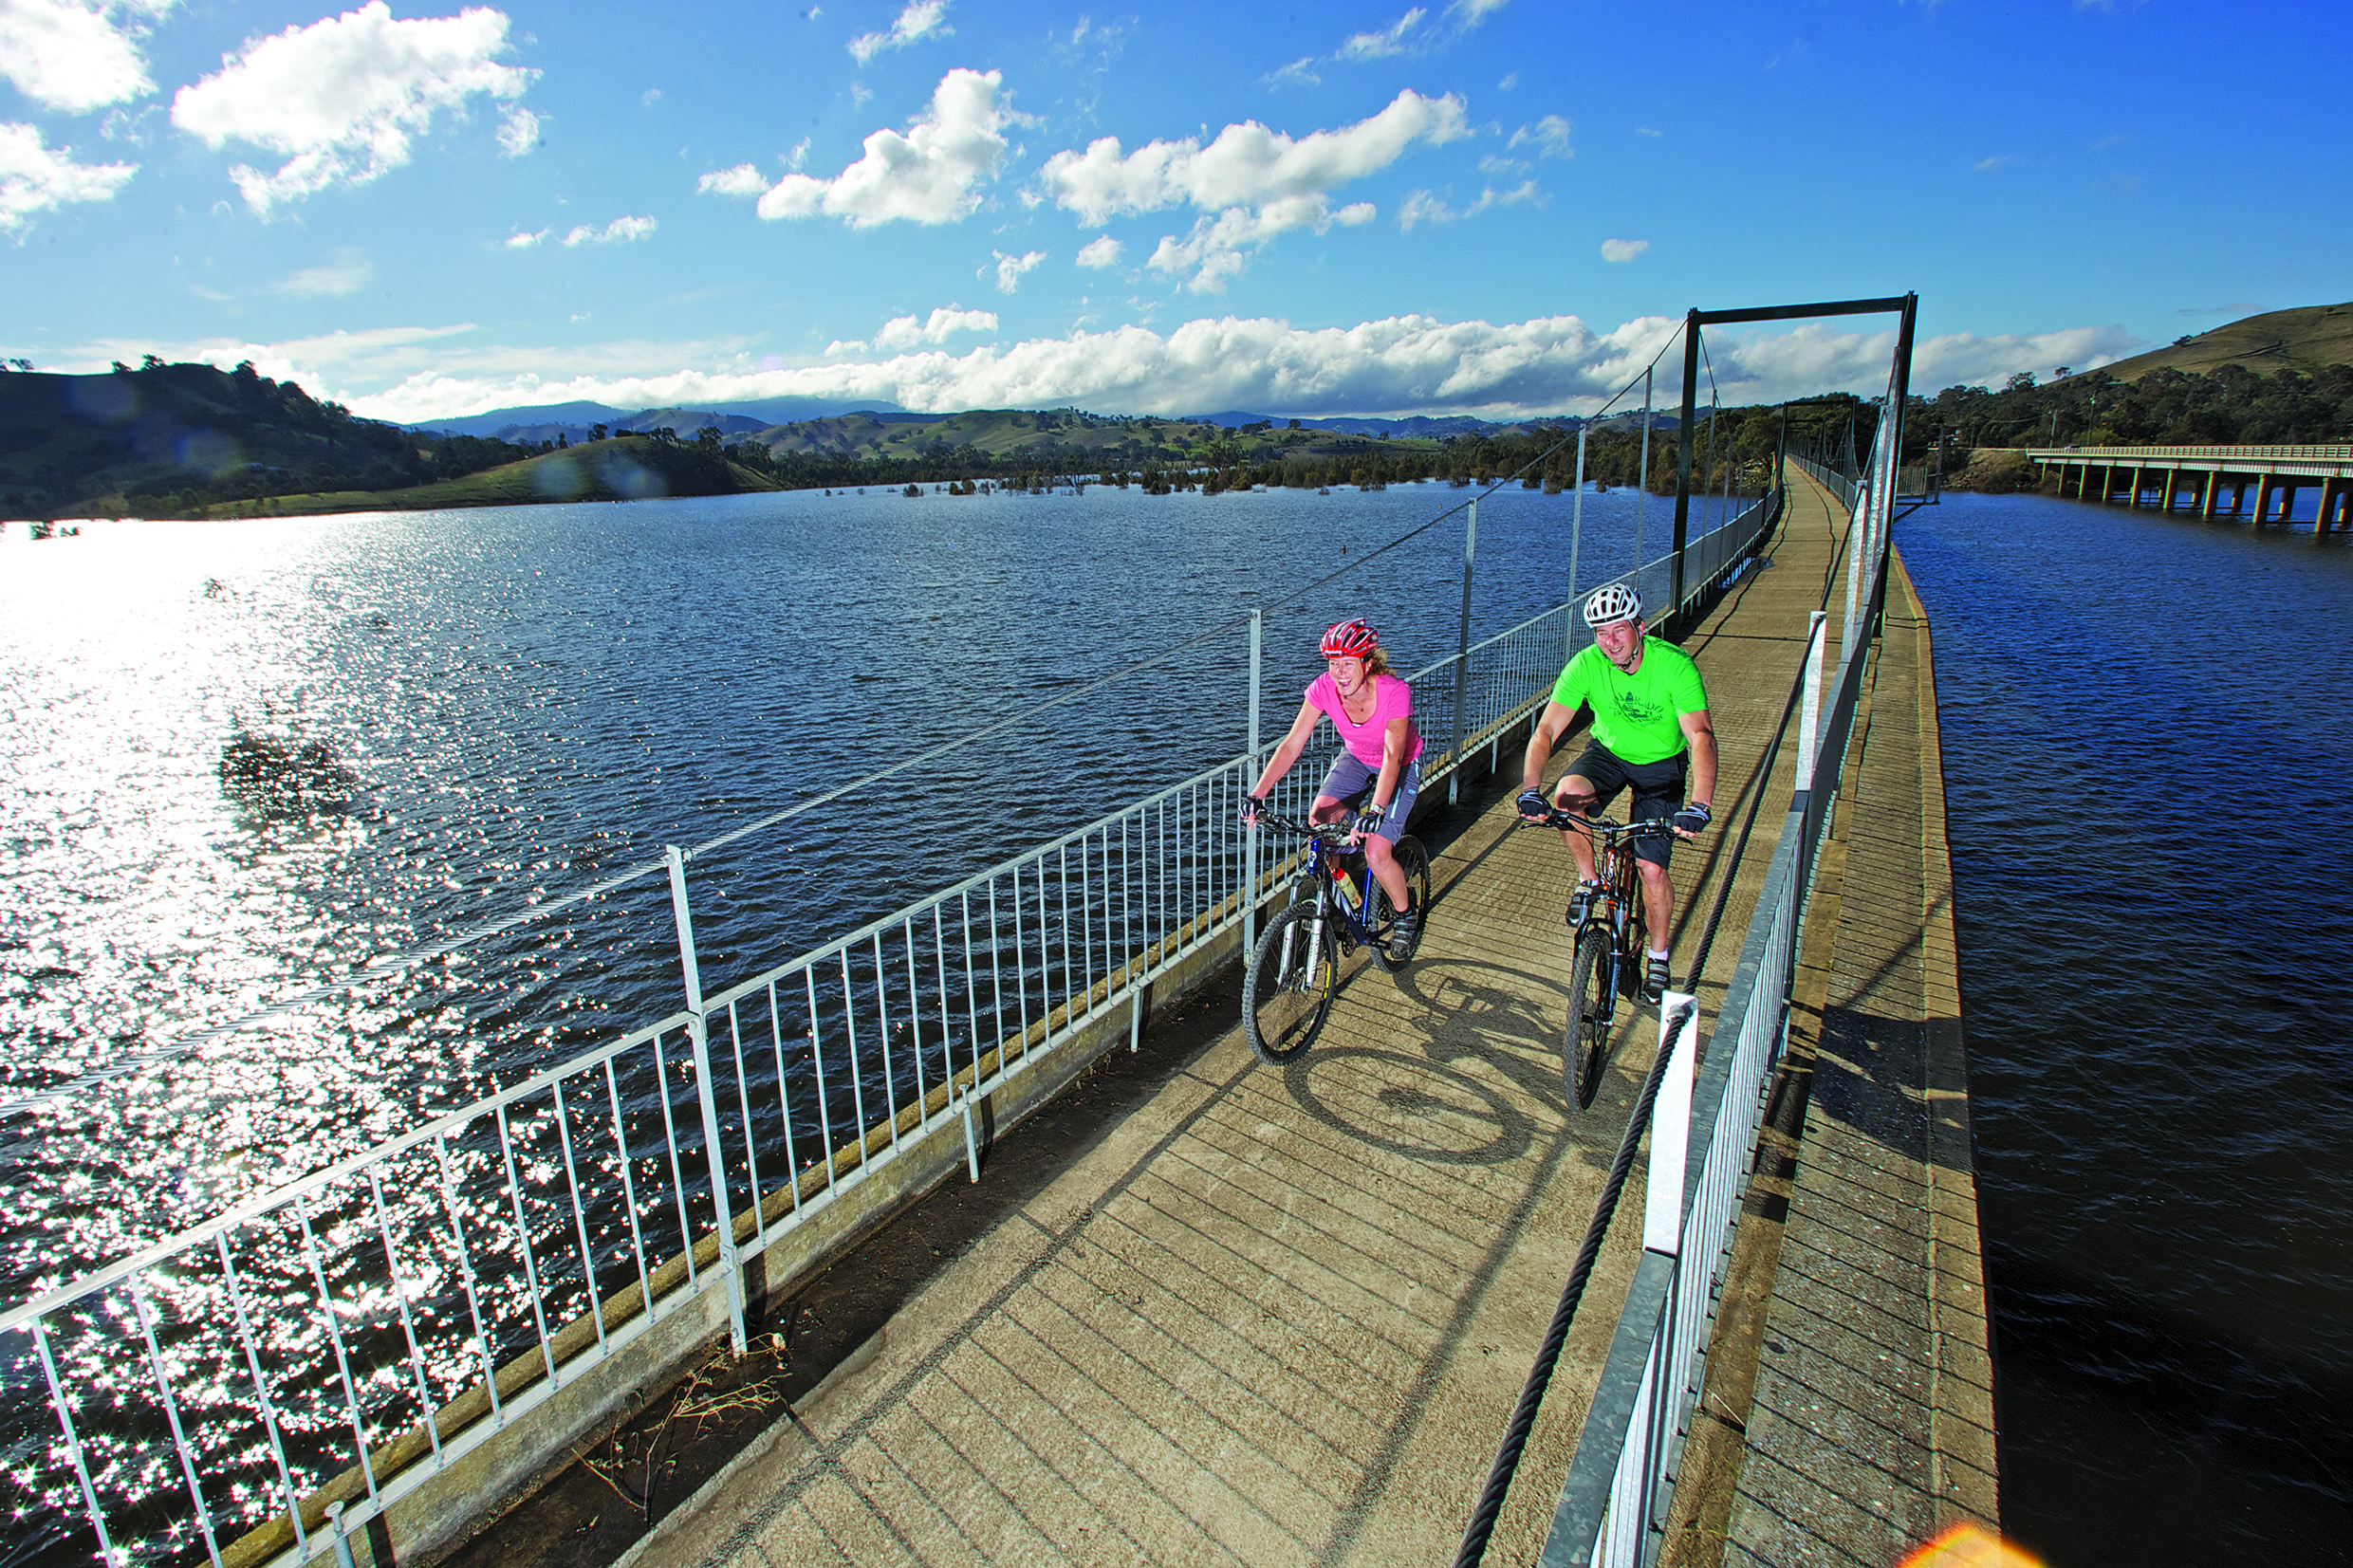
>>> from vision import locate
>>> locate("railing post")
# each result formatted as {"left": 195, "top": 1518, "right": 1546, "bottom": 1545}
{"left": 1449, "top": 500, "right": 1476, "bottom": 805}
{"left": 1567, "top": 427, "right": 1588, "bottom": 666}
{"left": 666, "top": 844, "right": 747, "bottom": 1356}
{"left": 1634, "top": 367, "right": 1652, "bottom": 582}
{"left": 1841, "top": 484, "right": 1864, "bottom": 666}
{"left": 1798, "top": 611, "right": 1827, "bottom": 789}
{"left": 1246, "top": 609, "right": 1262, "bottom": 959}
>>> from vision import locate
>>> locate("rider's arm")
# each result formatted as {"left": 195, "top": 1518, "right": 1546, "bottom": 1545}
{"left": 1248, "top": 698, "right": 1324, "bottom": 798}
{"left": 1372, "top": 714, "right": 1410, "bottom": 813}
{"left": 1679, "top": 708, "right": 1717, "bottom": 810}
{"left": 1521, "top": 698, "right": 1581, "bottom": 794}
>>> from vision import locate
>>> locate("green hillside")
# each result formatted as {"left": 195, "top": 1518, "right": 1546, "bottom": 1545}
{"left": 195, "top": 435, "right": 783, "bottom": 518}
{"left": 2093, "top": 301, "right": 2353, "bottom": 382}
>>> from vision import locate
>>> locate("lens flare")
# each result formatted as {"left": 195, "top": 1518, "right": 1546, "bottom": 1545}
{"left": 1899, "top": 1523, "right": 2044, "bottom": 1568}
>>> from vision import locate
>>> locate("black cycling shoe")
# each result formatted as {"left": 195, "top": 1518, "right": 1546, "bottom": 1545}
{"left": 1566, "top": 880, "right": 1601, "bottom": 926}
{"left": 1643, "top": 954, "right": 1672, "bottom": 1000}
{"left": 1387, "top": 906, "right": 1420, "bottom": 964}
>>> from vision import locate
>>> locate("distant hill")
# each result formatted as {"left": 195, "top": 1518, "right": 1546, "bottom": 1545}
{"left": 2091, "top": 302, "right": 2353, "bottom": 382}
{"left": 0, "top": 360, "right": 424, "bottom": 518}
{"left": 410, "top": 395, "right": 910, "bottom": 442}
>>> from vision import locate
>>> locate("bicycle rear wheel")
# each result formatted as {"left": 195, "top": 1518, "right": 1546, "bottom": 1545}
{"left": 1370, "top": 835, "right": 1432, "bottom": 972}
{"left": 1243, "top": 903, "right": 1337, "bottom": 1064}
{"left": 1566, "top": 926, "right": 1614, "bottom": 1109}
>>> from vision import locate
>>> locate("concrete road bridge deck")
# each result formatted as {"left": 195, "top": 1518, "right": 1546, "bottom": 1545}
{"left": 537, "top": 469, "right": 2000, "bottom": 1568}
{"left": 2026, "top": 443, "right": 2353, "bottom": 530}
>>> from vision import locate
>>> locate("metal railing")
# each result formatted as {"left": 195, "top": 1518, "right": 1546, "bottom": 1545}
{"left": 1538, "top": 429, "right": 1895, "bottom": 1566}
{"left": 3, "top": 484, "right": 1788, "bottom": 1568}
{"left": 2022, "top": 442, "right": 2353, "bottom": 462}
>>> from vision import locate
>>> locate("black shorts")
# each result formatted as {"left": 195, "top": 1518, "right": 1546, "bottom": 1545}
{"left": 1562, "top": 744, "right": 1686, "bottom": 867}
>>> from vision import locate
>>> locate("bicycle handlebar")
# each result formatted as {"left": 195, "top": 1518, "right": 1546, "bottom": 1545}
{"left": 1516, "top": 807, "right": 1677, "bottom": 839}
{"left": 1244, "top": 806, "right": 1372, "bottom": 844}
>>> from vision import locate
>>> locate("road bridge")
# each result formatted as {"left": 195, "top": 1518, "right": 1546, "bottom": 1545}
{"left": 2027, "top": 443, "right": 2353, "bottom": 530}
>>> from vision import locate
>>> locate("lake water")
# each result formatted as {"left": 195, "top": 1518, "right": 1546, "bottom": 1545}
{"left": 0, "top": 476, "right": 1716, "bottom": 1303}
{"left": 1896, "top": 490, "right": 2353, "bottom": 1564}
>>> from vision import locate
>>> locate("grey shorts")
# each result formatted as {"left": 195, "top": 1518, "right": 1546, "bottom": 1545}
{"left": 1315, "top": 753, "right": 1422, "bottom": 845}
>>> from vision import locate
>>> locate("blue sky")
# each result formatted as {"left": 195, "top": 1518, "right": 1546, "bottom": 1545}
{"left": 2, "top": 0, "right": 2346, "bottom": 424}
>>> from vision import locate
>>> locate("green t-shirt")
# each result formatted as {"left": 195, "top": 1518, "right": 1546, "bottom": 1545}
{"left": 1549, "top": 638, "right": 1709, "bottom": 765}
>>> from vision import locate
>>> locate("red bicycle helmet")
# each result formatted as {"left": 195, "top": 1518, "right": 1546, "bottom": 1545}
{"left": 1320, "top": 618, "right": 1380, "bottom": 659}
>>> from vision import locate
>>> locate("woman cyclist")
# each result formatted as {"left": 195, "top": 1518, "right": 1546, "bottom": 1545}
{"left": 1241, "top": 618, "right": 1425, "bottom": 962}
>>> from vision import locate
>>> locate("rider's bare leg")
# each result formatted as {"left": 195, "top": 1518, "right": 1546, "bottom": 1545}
{"left": 1551, "top": 778, "right": 1601, "bottom": 886}
{"left": 1363, "top": 833, "right": 1410, "bottom": 913}
{"left": 1636, "top": 858, "right": 1674, "bottom": 953}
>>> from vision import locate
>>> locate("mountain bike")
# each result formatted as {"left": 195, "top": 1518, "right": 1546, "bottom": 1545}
{"left": 1240, "top": 806, "right": 1431, "bottom": 1064}
{"left": 1521, "top": 808, "right": 1675, "bottom": 1108}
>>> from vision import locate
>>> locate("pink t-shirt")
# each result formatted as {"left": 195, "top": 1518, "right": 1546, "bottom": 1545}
{"left": 1306, "top": 671, "right": 1424, "bottom": 768}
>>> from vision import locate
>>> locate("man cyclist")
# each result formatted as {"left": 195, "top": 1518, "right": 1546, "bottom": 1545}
{"left": 1515, "top": 583, "right": 1716, "bottom": 999}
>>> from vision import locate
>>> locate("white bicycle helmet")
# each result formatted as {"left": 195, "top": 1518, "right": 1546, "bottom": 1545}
{"left": 1583, "top": 583, "right": 1641, "bottom": 627}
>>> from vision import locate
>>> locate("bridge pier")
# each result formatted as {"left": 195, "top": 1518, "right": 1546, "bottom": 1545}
{"left": 2033, "top": 447, "right": 2349, "bottom": 533}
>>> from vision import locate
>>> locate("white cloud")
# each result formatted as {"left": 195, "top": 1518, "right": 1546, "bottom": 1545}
{"left": 76, "top": 313, "right": 2134, "bottom": 429}
{"left": 1396, "top": 179, "right": 1537, "bottom": 231}
{"left": 1038, "top": 89, "right": 1464, "bottom": 287}
{"left": 1146, "top": 197, "right": 1373, "bottom": 292}
{"left": 785, "top": 136, "right": 810, "bottom": 170}
{"left": 560, "top": 214, "right": 655, "bottom": 246}
{"left": 1040, "top": 90, "right": 1467, "bottom": 224}
{"left": 639, "top": 86, "right": 660, "bottom": 106}
{"left": 724, "top": 67, "right": 1010, "bottom": 228}
{"left": 1075, "top": 234, "right": 1121, "bottom": 268}
{"left": 991, "top": 248, "right": 1045, "bottom": 293}
{"left": 1600, "top": 237, "right": 1646, "bottom": 262}
{"left": 275, "top": 246, "right": 371, "bottom": 296}
{"left": 1264, "top": 56, "right": 1320, "bottom": 89}
{"left": 504, "top": 227, "right": 545, "bottom": 248}
{"left": 1495, "top": 70, "right": 1517, "bottom": 90}
{"left": 696, "top": 161, "right": 768, "bottom": 196}
{"left": 496, "top": 104, "right": 538, "bottom": 157}
{"left": 871, "top": 304, "right": 996, "bottom": 349}
{"left": 1338, "top": 7, "right": 1424, "bottom": 61}
{"left": 0, "top": 120, "right": 135, "bottom": 231}
{"left": 1448, "top": 0, "right": 1510, "bottom": 26}
{"left": 169, "top": 1, "right": 536, "bottom": 215}
{"left": 847, "top": 0, "right": 950, "bottom": 64}
{"left": 0, "top": 0, "right": 168, "bottom": 114}
{"left": 1509, "top": 114, "right": 1571, "bottom": 158}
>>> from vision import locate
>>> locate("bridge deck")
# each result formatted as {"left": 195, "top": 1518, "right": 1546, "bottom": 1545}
{"left": 625, "top": 476, "right": 1900, "bottom": 1568}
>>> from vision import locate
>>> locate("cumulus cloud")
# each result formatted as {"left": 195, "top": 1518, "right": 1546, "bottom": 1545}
{"left": 1338, "top": 7, "right": 1424, "bottom": 60}
{"left": 0, "top": 120, "right": 136, "bottom": 231}
{"left": 504, "top": 227, "right": 543, "bottom": 247}
{"left": 1042, "top": 90, "right": 1466, "bottom": 223}
{"left": 991, "top": 248, "right": 1045, "bottom": 293}
{"left": 874, "top": 305, "right": 996, "bottom": 348}
{"left": 696, "top": 161, "right": 768, "bottom": 196}
{"left": 1038, "top": 88, "right": 1465, "bottom": 286}
{"left": 81, "top": 312, "right": 2131, "bottom": 429}
{"left": 847, "top": 0, "right": 949, "bottom": 64}
{"left": 1075, "top": 233, "right": 1122, "bottom": 268}
{"left": 170, "top": 1, "right": 537, "bottom": 215}
{"left": 708, "top": 67, "right": 1010, "bottom": 228}
{"left": 560, "top": 214, "right": 654, "bottom": 246}
{"left": 1510, "top": 114, "right": 1571, "bottom": 158}
{"left": 0, "top": 0, "right": 169, "bottom": 114}
{"left": 1600, "top": 237, "right": 1646, "bottom": 262}
{"left": 275, "top": 246, "right": 372, "bottom": 296}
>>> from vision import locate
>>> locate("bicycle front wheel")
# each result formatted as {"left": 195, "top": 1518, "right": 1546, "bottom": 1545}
{"left": 1371, "top": 835, "right": 1433, "bottom": 972}
{"left": 1566, "top": 926, "right": 1615, "bottom": 1109}
{"left": 1243, "top": 903, "right": 1338, "bottom": 1064}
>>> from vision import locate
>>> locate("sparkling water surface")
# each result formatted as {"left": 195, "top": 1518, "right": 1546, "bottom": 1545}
{"left": 0, "top": 478, "right": 1695, "bottom": 1301}
{"left": 1897, "top": 491, "right": 2353, "bottom": 1565}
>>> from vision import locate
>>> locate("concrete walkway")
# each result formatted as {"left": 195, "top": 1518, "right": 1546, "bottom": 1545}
{"left": 627, "top": 475, "right": 1901, "bottom": 1568}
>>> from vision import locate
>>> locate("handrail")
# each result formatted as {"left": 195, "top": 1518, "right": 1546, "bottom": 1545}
{"left": 2023, "top": 442, "right": 2353, "bottom": 461}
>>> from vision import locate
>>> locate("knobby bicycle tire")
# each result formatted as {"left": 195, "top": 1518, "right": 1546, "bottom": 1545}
{"left": 1371, "top": 835, "right": 1433, "bottom": 972}
{"left": 1243, "top": 903, "right": 1337, "bottom": 1064}
{"left": 1566, "top": 925, "right": 1614, "bottom": 1109}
